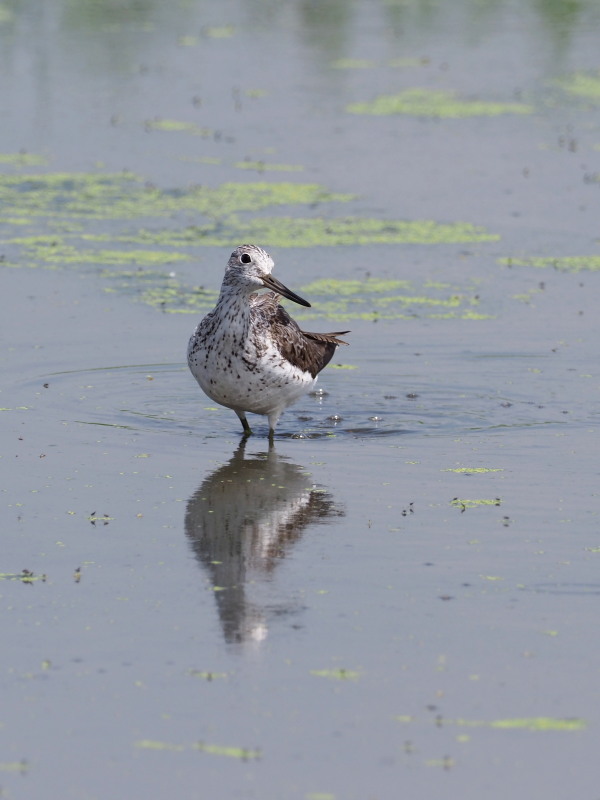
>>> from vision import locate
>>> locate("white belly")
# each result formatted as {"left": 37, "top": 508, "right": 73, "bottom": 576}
{"left": 188, "top": 328, "right": 316, "bottom": 416}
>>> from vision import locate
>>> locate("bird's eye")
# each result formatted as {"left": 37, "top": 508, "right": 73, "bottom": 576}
{"left": 240, "top": 253, "right": 251, "bottom": 264}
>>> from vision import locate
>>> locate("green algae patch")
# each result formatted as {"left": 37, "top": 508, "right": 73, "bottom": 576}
{"left": 193, "top": 742, "right": 261, "bottom": 759}
{"left": 0, "top": 761, "right": 29, "bottom": 774}
{"left": 555, "top": 72, "right": 600, "bottom": 101}
{"left": 203, "top": 25, "right": 235, "bottom": 38}
{"left": 168, "top": 217, "right": 495, "bottom": 248}
{"left": 180, "top": 155, "right": 223, "bottom": 165}
{"left": 0, "top": 173, "right": 350, "bottom": 221}
{"left": 0, "top": 170, "right": 142, "bottom": 220}
{"left": 234, "top": 160, "right": 305, "bottom": 173}
{"left": 310, "top": 668, "right": 361, "bottom": 680}
{"left": 188, "top": 670, "right": 229, "bottom": 680}
{"left": 149, "top": 274, "right": 485, "bottom": 321}
{"left": 347, "top": 88, "right": 533, "bottom": 118}
{"left": 451, "top": 716, "right": 586, "bottom": 732}
{"left": 0, "top": 167, "right": 496, "bottom": 314}
{"left": 99, "top": 268, "right": 180, "bottom": 281}
{"left": 331, "top": 58, "right": 375, "bottom": 69}
{"left": 451, "top": 498, "right": 501, "bottom": 509}
{"left": 0, "top": 152, "right": 48, "bottom": 167}
{"left": 1, "top": 570, "right": 46, "bottom": 583}
{"left": 178, "top": 35, "right": 198, "bottom": 46}
{"left": 0, "top": 216, "right": 29, "bottom": 225}
{"left": 376, "top": 293, "right": 463, "bottom": 308}
{"left": 460, "top": 309, "right": 493, "bottom": 320}
{"left": 500, "top": 255, "right": 600, "bottom": 273}
{"left": 135, "top": 740, "right": 186, "bottom": 752}
{"left": 302, "top": 278, "right": 411, "bottom": 295}
{"left": 17, "top": 241, "right": 190, "bottom": 268}
{"left": 489, "top": 718, "right": 585, "bottom": 732}
{"left": 113, "top": 217, "right": 497, "bottom": 249}
{"left": 231, "top": 217, "right": 498, "bottom": 246}
{"left": 0, "top": 171, "right": 140, "bottom": 199}
{"left": 0, "top": 5, "right": 14, "bottom": 24}
{"left": 0, "top": 173, "right": 355, "bottom": 296}
{"left": 396, "top": 715, "right": 585, "bottom": 732}
{"left": 388, "top": 57, "right": 427, "bottom": 68}
{"left": 140, "top": 283, "right": 218, "bottom": 312}
{"left": 145, "top": 118, "right": 212, "bottom": 137}
{"left": 245, "top": 88, "right": 268, "bottom": 99}
{"left": 444, "top": 467, "right": 504, "bottom": 473}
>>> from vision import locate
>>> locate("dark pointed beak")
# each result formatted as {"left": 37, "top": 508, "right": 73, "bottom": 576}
{"left": 261, "top": 274, "right": 311, "bottom": 307}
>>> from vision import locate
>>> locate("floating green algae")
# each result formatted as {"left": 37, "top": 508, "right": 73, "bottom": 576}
{"left": 193, "top": 742, "right": 261, "bottom": 759}
{"left": 99, "top": 267, "right": 181, "bottom": 281}
{"left": 12, "top": 239, "right": 189, "bottom": 268}
{"left": 0, "top": 5, "right": 14, "bottom": 24}
{"left": 145, "top": 273, "right": 485, "bottom": 321}
{"left": 0, "top": 170, "right": 142, "bottom": 220}
{"left": 302, "top": 278, "right": 411, "bottom": 295}
{"left": 138, "top": 737, "right": 262, "bottom": 761}
{"left": 451, "top": 498, "right": 501, "bottom": 509}
{"left": 396, "top": 715, "right": 585, "bottom": 732}
{"left": 555, "top": 72, "right": 600, "bottom": 101}
{"left": 135, "top": 740, "right": 185, "bottom": 752}
{"left": 347, "top": 88, "right": 533, "bottom": 117}
{"left": 241, "top": 216, "right": 497, "bottom": 246}
{"left": 234, "top": 161, "right": 305, "bottom": 173}
{"left": 488, "top": 718, "right": 585, "bottom": 731}
{"left": 110, "top": 216, "right": 497, "bottom": 249}
{"left": 203, "top": 25, "right": 235, "bottom": 38}
{"left": 145, "top": 118, "right": 212, "bottom": 136}
{"left": 180, "top": 155, "right": 223, "bottom": 165}
{"left": 0, "top": 173, "right": 352, "bottom": 221}
{"left": 331, "top": 58, "right": 374, "bottom": 69}
{"left": 0, "top": 761, "right": 29, "bottom": 773}
{"left": 0, "top": 167, "right": 498, "bottom": 314}
{"left": 388, "top": 57, "right": 427, "bottom": 68}
{"left": 0, "top": 152, "right": 48, "bottom": 167}
{"left": 187, "top": 669, "right": 229, "bottom": 680}
{"left": 500, "top": 255, "right": 600, "bottom": 273}
{"left": 0, "top": 169, "right": 496, "bottom": 259}
{"left": 244, "top": 88, "right": 268, "bottom": 99}
{"left": 0, "top": 570, "right": 46, "bottom": 583}
{"left": 0, "top": 170, "right": 496, "bottom": 251}
{"left": 0, "top": 215, "right": 29, "bottom": 225}
{"left": 376, "top": 293, "right": 464, "bottom": 307}
{"left": 140, "top": 283, "right": 218, "bottom": 312}
{"left": 457, "top": 309, "right": 493, "bottom": 320}
{"left": 310, "top": 668, "right": 361, "bottom": 680}
{"left": 179, "top": 29, "right": 241, "bottom": 43}
{"left": 444, "top": 467, "right": 504, "bottom": 473}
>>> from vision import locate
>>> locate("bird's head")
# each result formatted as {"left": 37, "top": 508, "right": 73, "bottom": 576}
{"left": 224, "top": 244, "right": 310, "bottom": 307}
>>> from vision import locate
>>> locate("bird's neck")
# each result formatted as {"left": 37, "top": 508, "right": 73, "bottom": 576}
{"left": 213, "top": 287, "right": 252, "bottom": 342}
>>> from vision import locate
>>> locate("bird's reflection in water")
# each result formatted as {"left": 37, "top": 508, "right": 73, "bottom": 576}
{"left": 185, "top": 440, "right": 343, "bottom": 648}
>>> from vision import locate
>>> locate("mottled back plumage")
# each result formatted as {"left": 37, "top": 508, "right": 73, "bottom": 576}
{"left": 251, "top": 292, "right": 347, "bottom": 377}
{"left": 187, "top": 244, "right": 349, "bottom": 436}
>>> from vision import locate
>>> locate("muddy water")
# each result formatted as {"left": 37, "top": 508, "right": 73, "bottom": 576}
{"left": 1, "top": 1, "right": 600, "bottom": 798}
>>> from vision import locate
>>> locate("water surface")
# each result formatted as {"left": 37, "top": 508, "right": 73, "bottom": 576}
{"left": 1, "top": 1, "right": 600, "bottom": 798}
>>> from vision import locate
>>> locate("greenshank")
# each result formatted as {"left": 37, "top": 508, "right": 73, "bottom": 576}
{"left": 188, "top": 244, "right": 349, "bottom": 436}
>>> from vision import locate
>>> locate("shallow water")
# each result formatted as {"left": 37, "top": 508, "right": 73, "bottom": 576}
{"left": 1, "top": 1, "right": 600, "bottom": 798}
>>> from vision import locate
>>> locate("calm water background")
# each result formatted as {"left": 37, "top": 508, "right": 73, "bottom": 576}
{"left": 1, "top": 1, "right": 600, "bottom": 798}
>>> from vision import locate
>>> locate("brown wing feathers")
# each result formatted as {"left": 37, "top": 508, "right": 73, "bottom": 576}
{"left": 252, "top": 293, "right": 349, "bottom": 378}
